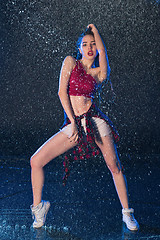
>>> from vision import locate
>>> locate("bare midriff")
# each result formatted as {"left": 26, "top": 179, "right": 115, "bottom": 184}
{"left": 70, "top": 95, "right": 92, "bottom": 116}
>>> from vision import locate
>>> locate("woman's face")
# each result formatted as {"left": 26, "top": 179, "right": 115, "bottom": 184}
{"left": 79, "top": 35, "right": 98, "bottom": 60}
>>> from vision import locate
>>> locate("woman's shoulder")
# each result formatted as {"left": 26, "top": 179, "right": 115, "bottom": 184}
{"left": 62, "top": 56, "right": 77, "bottom": 72}
{"left": 63, "top": 56, "right": 77, "bottom": 66}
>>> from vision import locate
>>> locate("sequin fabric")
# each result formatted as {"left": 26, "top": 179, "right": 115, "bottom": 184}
{"left": 68, "top": 61, "right": 97, "bottom": 98}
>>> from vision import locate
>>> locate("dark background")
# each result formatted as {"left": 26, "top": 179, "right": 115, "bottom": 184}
{"left": 0, "top": 0, "right": 159, "bottom": 158}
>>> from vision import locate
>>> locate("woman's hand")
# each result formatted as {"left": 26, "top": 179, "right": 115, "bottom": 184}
{"left": 68, "top": 121, "right": 79, "bottom": 143}
{"left": 87, "top": 24, "right": 98, "bottom": 33}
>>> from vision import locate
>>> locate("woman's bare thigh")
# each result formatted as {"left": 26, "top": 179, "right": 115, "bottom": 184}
{"left": 95, "top": 134, "right": 121, "bottom": 171}
{"left": 31, "top": 131, "right": 77, "bottom": 167}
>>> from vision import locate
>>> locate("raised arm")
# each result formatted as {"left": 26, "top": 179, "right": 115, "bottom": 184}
{"left": 88, "top": 24, "right": 108, "bottom": 82}
{"left": 58, "top": 56, "right": 75, "bottom": 123}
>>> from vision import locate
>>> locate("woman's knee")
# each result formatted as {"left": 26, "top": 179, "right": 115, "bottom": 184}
{"left": 30, "top": 154, "right": 43, "bottom": 169}
{"left": 106, "top": 159, "right": 121, "bottom": 175}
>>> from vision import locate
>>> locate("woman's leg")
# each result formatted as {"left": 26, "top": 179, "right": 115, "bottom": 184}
{"left": 95, "top": 135, "right": 129, "bottom": 209}
{"left": 30, "top": 131, "right": 77, "bottom": 207}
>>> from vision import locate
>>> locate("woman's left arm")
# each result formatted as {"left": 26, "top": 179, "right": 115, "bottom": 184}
{"left": 88, "top": 24, "right": 107, "bottom": 82}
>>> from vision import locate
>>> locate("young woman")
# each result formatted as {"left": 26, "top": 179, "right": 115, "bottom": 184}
{"left": 30, "top": 24, "right": 139, "bottom": 231}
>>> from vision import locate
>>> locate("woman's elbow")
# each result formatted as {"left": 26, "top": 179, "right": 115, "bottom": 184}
{"left": 58, "top": 89, "right": 64, "bottom": 96}
{"left": 58, "top": 90, "right": 68, "bottom": 99}
{"left": 58, "top": 91, "right": 63, "bottom": 100}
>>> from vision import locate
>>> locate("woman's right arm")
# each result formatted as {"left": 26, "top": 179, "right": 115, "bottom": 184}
{"left": 58, "top": 56, "right": 78, "bottom": 141}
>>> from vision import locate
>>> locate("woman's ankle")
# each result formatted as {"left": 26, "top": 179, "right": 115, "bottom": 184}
{"left": 33, "top": 200, "right": 41, "bottom": 207}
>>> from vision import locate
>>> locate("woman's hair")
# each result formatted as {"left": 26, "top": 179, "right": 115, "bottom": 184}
{"left": 76, "top": 27, "right": 94, "bottom": 60}
{"left": 75, "top": 27, "right": 111, "bottom": 81}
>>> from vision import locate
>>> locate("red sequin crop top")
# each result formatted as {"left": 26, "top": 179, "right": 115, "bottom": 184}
{"left": 68, "top": 60, "right": 97, "bottom": 98}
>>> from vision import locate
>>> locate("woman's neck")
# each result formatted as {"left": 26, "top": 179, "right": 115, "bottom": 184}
{"left": 80, "top": 58, "right": 94, "bottom": 70}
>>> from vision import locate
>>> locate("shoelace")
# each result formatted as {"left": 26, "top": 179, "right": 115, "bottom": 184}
{"left": 126, "top": 213, "right": 136, "bottom": 223}
{"left": 130, "top": 214, "right": 136, "bottom": 222}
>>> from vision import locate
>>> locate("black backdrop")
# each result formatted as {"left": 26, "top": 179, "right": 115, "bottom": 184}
{"left": 0, "top": 0, "right": 159, "bottom": 157}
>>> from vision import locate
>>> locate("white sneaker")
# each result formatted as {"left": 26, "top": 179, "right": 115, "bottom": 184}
{"left": 122, "top": 208, "right": 139, "bottom": 231}
{"left": 31, "top": 200, "right": 50, "bottom": 228}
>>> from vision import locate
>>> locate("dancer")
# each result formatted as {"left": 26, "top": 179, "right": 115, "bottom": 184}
{"left": 30, "top": 24, "right": 139, "bottom": 231}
